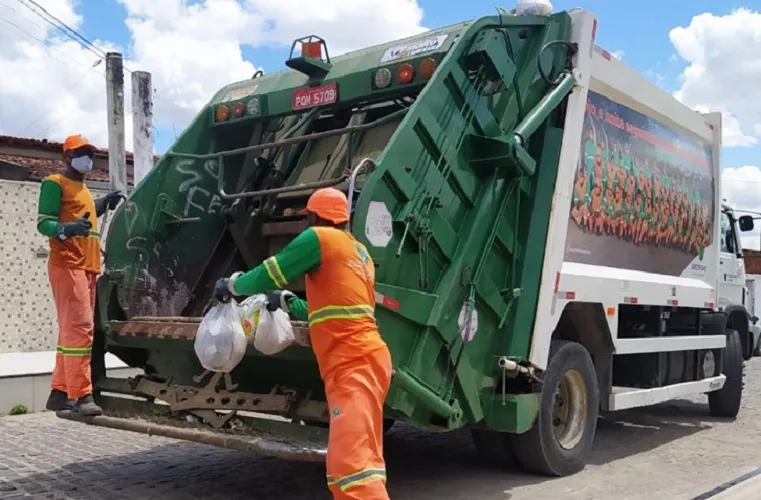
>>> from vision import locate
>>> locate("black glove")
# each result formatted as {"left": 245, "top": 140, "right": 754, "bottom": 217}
{"left": 55, "top": 212, "right": 92, "bottom": 241}
{"left": 95, "top": 190, "right": 123, "bottom": 216}
{"left": 265, "top": 290, "right": 296, "bottom": 312}
{"left": 213, "top": 278, "right": 233, "bottom": 303}
{"left": 266, "top": 291, "right": 283, "bottom": 311}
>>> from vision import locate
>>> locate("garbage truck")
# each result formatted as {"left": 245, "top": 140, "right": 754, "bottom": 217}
{"left": 59, "top": 6, "right": 747, "bottom": 477}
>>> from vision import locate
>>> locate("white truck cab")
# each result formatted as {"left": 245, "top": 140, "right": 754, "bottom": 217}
{"left": 720, "top": 202, "right": 757, "bottom": 359}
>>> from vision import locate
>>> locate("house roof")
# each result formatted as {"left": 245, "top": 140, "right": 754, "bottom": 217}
{"left": 0, "top": 135, "right": 159, "bottom": 185}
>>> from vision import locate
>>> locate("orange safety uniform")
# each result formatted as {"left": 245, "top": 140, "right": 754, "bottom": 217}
{"left": 308, "top": 227, "right": 391, "bottom": 499}
{"left": 230, "top": 188, "right": 392, "bottom": 499}
{"left": 37, "top": 137, "right": 101, "bottom": 400}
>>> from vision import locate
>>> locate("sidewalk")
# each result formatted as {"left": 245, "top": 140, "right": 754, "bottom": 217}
{"left": 694, "top": 468, "right": 761, "bottom": 499}
{"left": 0, "top": 350, "right": 141, "bottom": 414}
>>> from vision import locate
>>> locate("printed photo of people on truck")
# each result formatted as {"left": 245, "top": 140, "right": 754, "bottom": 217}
{"left": 565, "top": 90, "right": 716, "bottom": 277}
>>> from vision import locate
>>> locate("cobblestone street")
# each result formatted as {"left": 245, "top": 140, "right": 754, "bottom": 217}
{"left": 2, "top": 359, "right": 761, "bottom": 500}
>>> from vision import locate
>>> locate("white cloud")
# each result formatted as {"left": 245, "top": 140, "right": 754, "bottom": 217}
{"left": 722, "top": 165, "right": 761, "bottom": 249}
{"left": 0, "top": 0, "right": 426, "bottom": 150}
{"left": 0, "top": 0, "right": 131, "bottom": 146}
{"left": 610, "top": 50, "right": 624, "bottom": 60}
{"left": 669, "top": 9, "right": 761, "bottom": 148}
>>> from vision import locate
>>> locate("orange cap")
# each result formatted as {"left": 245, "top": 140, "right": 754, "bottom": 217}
{"left": 63, "top": 134, "right": 95, "bottom": 153}
{"left": 301, "top": 187, "right": 349, "bottom": 224}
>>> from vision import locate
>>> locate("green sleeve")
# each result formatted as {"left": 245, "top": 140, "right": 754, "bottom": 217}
{"left": 37, "top": 179, "right": 62, "bottom": 238}
{"left": 232, "top": 227, "right": 322, "bottom": 298}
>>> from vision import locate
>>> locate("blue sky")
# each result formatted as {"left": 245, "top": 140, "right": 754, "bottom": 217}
{"left": 74, "top": 0, "right": 759, "bottom": 166}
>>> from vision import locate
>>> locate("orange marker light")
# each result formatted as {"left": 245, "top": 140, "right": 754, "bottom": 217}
{"left": 397, "top": 62, "right": 415, "bottom": 84}
{"left": 419, "top": 57, "right": 437, "bottom": 80}
{"left": 216, "top": 104, "right": 230, "bottom": 122}
{"left": 302, "top": 42, "right": 322, "bottom": 59}
{"left": 232, "top": 101, "right": 245, "bottom": 118}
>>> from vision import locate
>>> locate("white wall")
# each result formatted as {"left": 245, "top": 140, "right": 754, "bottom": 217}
{"left": 0, "top": 179, "right": 112, "bottom": 354}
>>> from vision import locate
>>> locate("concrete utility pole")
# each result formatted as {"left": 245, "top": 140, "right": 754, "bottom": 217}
{"left": 105, "top": 52, "right": 127, "bottom": 195}
{"left": 131, "top": 71, "right": 154, "bottom": 186}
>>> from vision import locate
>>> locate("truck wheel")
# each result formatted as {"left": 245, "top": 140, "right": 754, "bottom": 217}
{"left": 471, "top": 427, "right": 518, "bottom": 469}
{"left": 708, "top": 329, "right": 744, "bottom": 418}
{"left": 383, "top": 418, "right": 395, "bottom": 433}
{"left": 511, "top": 340, "right": 599, "bottom": 477}
{"left": 742, "top": 331, "right": 753, "bottom": 361}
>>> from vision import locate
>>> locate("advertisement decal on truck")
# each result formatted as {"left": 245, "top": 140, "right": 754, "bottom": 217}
{"left": 565, "top": 90, "right": 716, "bottom": 278}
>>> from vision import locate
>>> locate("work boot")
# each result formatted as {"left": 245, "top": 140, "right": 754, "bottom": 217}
{"left": 70, "top": 394, "right": 103, "bottom": 416}
{"left": 45, "top": 389, "right": 73, "bottom": 411}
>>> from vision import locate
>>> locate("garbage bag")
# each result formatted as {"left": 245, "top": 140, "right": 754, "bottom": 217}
{"left": 194, "top": 301, "right": 248, "bottom": 372}
{"left": 253, "top": 307, "right": 296, "bottom": 356}
{"left": 239, "top": 294, "right": 268, "bottom": 338}
{"left": 516, "top": 0, "right": 553, "bottom": 16}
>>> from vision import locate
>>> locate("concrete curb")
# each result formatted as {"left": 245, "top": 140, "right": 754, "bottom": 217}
{"left": 0, "top": 351, "right": 141, "bottom": 414}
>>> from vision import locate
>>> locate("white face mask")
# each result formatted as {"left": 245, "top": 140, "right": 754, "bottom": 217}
{"left": 70, "top": 155, "right": 93, "bottom": 174}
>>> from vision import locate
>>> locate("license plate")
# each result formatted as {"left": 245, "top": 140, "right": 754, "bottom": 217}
{"left": 292, "top": 81, "right": 338, "bottom": 110}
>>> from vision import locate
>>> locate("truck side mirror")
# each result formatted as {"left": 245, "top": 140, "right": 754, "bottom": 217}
{"left": 739, "top": 215, "right": 755, "bottom": 232}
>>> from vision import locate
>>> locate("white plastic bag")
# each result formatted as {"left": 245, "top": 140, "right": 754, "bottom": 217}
{"left": 194, "top": 301, "right": 248, "bottom": 372}
{"left": 253, "top": 307, "right": 296, "bottom": 355}
{"left": 516, "top": 0, "right": 553, "bottom": 16}
{"left": 239, "top": 294, "right": 268, "bottom": 338}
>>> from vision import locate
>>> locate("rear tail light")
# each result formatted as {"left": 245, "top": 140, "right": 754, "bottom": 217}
{"left": 397, "top": 63, "right": 415, "bottom": 84}
{"left": 419, "top": 57, "right": 437, "bottom": 80}
{"left": 232, "top": 101, "right": 245, "bottom": 118}
{"left": 216, "top": 104, "right": 230, "bottom": 122}
{"left": 373, "top": 68, "right": 392, "bottom": 89}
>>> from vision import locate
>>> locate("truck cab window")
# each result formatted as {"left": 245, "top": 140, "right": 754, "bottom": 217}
{"left": 721, "top": 212, "right": 736, "bottom": 254}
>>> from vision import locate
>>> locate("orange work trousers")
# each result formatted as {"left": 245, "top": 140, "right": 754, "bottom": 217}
{"left": 324, "top": 346, "right": 392, "bottom": 500}
{"left": 48, "top": 261, "right": 97, "bottom": 400}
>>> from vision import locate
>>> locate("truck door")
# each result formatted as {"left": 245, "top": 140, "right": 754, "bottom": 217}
{"left": 718, "top": 210, "right": 745, "bottom": 309}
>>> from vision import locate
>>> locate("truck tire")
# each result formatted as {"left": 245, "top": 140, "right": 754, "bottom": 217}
{"left": 383, "top": 418, "right": 395, "bottom": 434}
{"left": 708, "top": 329, "right": 744, "bottom": 418}
{"left": 510, "top": 340, "right": 599, "bottom": 477}
{"left": 470, "top": 427, "right": 518, "bottom": 469}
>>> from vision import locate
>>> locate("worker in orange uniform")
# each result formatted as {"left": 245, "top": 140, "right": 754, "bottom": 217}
{"left": 213, "top": 187, "right": 392, "bottom": 500}
{"left": 36, "top": 134, "right": 122, "bottom": 416}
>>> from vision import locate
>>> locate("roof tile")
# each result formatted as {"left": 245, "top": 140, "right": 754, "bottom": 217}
{"left": 0, "top": 134, "right": 158, "bottom": 185}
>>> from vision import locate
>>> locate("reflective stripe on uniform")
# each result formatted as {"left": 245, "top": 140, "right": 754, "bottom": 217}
{"left": 326, "top": 468, "right": 386, "bottom": 492}
{"left": 57, "top": 345, "right": 92, "bottom": 357}
{"left": 37, "top": 214, "right": 57, "bottom": 224}
{"left": 263, "top": 256, "right": 288, "bottom": 288}
{"left": 308, "top": 304, "right": 374, "bottom": 327}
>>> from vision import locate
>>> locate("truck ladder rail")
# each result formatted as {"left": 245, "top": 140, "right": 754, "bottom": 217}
{"left": 165, "top": 107, "right": 407, "bottom": 201}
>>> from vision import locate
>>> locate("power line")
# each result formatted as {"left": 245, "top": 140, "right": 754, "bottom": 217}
{"left": 0, "top": 0, "right": 42, "bottom": 30}
{"left": 20, "top": 59, "right": 104, "bottom": 137}
{"left": 733, "top": 209, "right": 761, "bottom": 216}
{"left": 15, "top": 0, "right": 135, "bottom": 74}
{"left": 0, "top": 13, "right": 98, "bottom": 76}
{"left": 15, "top": 0, "right": 105, "bottom": 59}
{"left": 723, "top": 179, "right": 761, "bottom": 184}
